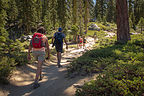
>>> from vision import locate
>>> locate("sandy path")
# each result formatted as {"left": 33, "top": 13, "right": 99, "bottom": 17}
{"left": 0, "top": 37, "right": 98, "bottom": 96}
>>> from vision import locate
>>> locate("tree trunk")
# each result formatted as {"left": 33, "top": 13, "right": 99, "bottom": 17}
{"left": 73, "top": 0, "right": 77, "bottom": 25}
{"left": 84, "top": 0, "right": 89, "bottom": 34}
{"left": 116, "top": 0, "right": 130, "bottom": 43}
{"left": 79, "top": 0, "right": 82, "bottom": 35}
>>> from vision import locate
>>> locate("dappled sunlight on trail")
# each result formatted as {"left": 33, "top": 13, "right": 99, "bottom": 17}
{"left": 0, "top": 37, "right": 97, "bottom": 96}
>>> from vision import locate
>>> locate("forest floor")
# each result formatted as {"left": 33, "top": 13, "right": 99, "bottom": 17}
{"left": 0, "top": 32, "right": 115, "bottom": 96}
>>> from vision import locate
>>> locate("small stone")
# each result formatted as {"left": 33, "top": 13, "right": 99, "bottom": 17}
{"left": 73, "top": 84, "right": 83, "bottom": 88}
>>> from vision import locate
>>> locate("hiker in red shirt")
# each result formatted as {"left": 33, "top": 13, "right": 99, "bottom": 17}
{"left": 79, "top": 36, "right": 83, "bottom": 48}
{"left": 27, "top": 27, "right": 50, "bottom": 89}
{"left": 83, "top": 36, "right": 87, "bottom": 49}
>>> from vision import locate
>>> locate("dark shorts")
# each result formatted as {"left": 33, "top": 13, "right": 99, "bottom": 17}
{"left": 55, "top": 44, "right": 63, "bottom": 52}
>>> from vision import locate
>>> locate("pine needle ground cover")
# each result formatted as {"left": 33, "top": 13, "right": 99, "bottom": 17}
{"left": 67, "top": 34, "right": 144, "bottom": 96}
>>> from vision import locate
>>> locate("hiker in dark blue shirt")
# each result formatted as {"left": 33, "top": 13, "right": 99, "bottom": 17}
{"left": 52, "top": 27, "right": 68, "bottom": 68}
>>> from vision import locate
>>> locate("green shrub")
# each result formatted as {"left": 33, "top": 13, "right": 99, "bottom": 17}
{"left": 7, "top": 39, "right": 28, "bottom": 66}
{"left": 66, "top": 33, "right": 144, "bottom": 95}
{"left": 22, "top": 41, "right": 30, "bottom": 49}
{"left": 11, "top": 51, "right": 28, "bottom": 66}
{"left": 0, "top": 57, "right": 16, "bottom": 84}
{"left": 76, "top": 74, "right": 144, "bottom": 96}
{"left": 71, "top": 25, "right": 79, "bottom": 35}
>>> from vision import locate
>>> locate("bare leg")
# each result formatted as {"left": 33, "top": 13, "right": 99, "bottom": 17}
{"left": 77, "top": 43, "right": 79, "bottom": 49}
{"left": 83, "top": 43, "right": 85, "bottom": 49}
{"left": 39, "top": 63, "right": 43, "bottom": 80}
{"left": 35, "top": 60, "right": 43, "bottom": 82}
{"left": 57, "top": 52, "right": 62, "bottom": 67}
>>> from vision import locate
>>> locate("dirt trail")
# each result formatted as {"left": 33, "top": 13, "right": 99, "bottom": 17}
{"left": 0, "top": 37, "right": 98, "bottom": 96}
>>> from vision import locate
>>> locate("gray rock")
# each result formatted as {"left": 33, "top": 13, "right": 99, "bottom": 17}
{"left": 73, "top": 84, "right": 84, "bottom": 88}
{"left": 88, "top": 24, "right": 100, "bottom": 31}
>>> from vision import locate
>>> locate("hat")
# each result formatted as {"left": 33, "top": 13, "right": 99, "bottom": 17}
{"left": 58, "top": 27, "right": 62, "bottom": 32}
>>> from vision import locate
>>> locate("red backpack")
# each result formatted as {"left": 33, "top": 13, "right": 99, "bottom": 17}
{"left": 80, "top": 38, "right": 83, "bottom": 43}
{"left": 32, "top": 33, "right": 43, "bottom": 48}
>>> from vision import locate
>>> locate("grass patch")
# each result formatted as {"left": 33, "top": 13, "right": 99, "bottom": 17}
{"left": 68, "top": 44, "right": 77, "bottom": 48}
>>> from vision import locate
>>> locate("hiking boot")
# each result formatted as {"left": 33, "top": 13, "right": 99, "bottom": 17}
{"left": 58, "top": 64, "right": 62, "bottom": 68}
{"left": 33, "top": 83, "right": 40, "bottom": 89}
{"left": 57, "top": 61, "right": 62, "bottom": 68}
{"left": 39, "top": 74, "right": 44, "bottom": 81}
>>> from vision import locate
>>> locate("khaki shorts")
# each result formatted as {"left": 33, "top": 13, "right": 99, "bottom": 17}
{"left": 32, "top": 51, "right": 46, "bottom": 62}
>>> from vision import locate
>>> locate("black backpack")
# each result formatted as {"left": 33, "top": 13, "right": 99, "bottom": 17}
{"left": 54, "top": 32, "right": 63, "bottom": 45}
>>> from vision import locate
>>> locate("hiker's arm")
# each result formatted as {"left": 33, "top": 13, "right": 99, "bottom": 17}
{"left": 46, "top": 39, "right": 50, "bottom": 59}
{"left": 64, "top": 38, "right": 68, "bottom": 49}
{"left": 27, "top": 45, "right": 32, "bottom": 60}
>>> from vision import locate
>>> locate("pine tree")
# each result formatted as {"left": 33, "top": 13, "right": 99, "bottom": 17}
{"left": 57, "top": 0, "right": 67, "bottom": 33}
{"left": 128, "top": 0, "right": 133, "bottom": 16}
{"left": 66, "top": 0, "right": 73, "bottom": 30}
{"left": 43, "top": 12, "right": 52, "bottom": 34}
{"left": 78, "top": 0, "right": 84, "bottom": 35}
{"left": 129, "top": 17, "right": 133, "bottom": 29}
{"left": 130, "top": 12, "right": 136, "bottom": 30}
{"left": 0, "top": 0, "right": 9, "bottom": 54}
{"left": 16, "top": 0, "right": 38, "bottom": 34}
{"left": 134, "top": 0, "right": 144, "bottom": 24}
{"left": 7, "top": 0, "right": 18, "bottom": 22}
{"left": 72, "top": 0, "right": 78, "bottom": 25}
{"left": 137, "top": 17, "right": 144, "bottom": 34}
{"left": 94, "top": 0, "right": 107, "bottom": 22}
{"left": 36, "top": 0, "right": 42, "bottom": 26}
{"left": 106, "top": 0, "right": 115, "bottom": 22}
{"left": 42, "top": 0, "right": 49, "bottom": 21}
{"left": 50, "top": 0, "right": 57, "bottom": 30}
{"left": 103, "top": 16, "right": 107, "bottom": 25}
{"left": 6, "top": 0, "right": 18, "bottom": 40}
{"left": 100, "top": 0, "right": 106, "bottom": 19}
{"left": 97, "top": 14, "right": 102, "bottom": 22}
{"left": 42, "top": 0, "right": 53, "bottom": 33}
{"left": 89, "top": 0, "right": 95, "bottom": 19}
{"left": 84, "top": 0, "right": 89, "bottom": 34}
{"left": 94, "top": 0, "right": 101, "bottom": 20}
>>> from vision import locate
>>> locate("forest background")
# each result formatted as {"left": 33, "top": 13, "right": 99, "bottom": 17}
{"left": 0, "top": 0, "right": 144, "bottom": 95}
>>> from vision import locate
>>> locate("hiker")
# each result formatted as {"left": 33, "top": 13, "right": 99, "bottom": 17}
{"left": 52, "top": 27, "right": 68, "bottom": 68}
{"left": 79, "top": 36, "right": 83, "bottom": 48}
{"left": 27, "top": 27, "right": 50, "bottom": 89}
{"left": 83, "top": 36, "right": 87, "bottom": 49}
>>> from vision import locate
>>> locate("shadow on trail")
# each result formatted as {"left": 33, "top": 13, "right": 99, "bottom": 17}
{"left": 0, "top": 63, "right": 36, "bottom": 96}
{"left": 2, "top": 37, "right": 96, "bottom": 96}
{"left": 6, "top": 62, "right": 86, "bottom": 96}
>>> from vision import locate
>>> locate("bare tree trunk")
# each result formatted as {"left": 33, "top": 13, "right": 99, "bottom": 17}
{"left": 73, "top": 0, "right": 77, "bottom": 25}
{"left": 84, "top": 0, "right": 89, "bottom": 34}
{"left": 79, "top": 0, "right": 82, "bottom": 35}
{"left": 116, "top": 0, "right": 130, "bottom": 43}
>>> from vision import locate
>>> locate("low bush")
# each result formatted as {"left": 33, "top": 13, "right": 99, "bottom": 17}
{"left": 0, "top": 57, "right": 16, "bottom": 84}
{"left": 0, "top": 39, "right": 29, "bottom": 84}
{"left": 76, "top": 74, "right": 144, "bottom": 96}
{"left": 67, "top": 34, "right": 144, "bottom": 95}
{"left": 11, "top": 52, "right": 28, "bottom": 66}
